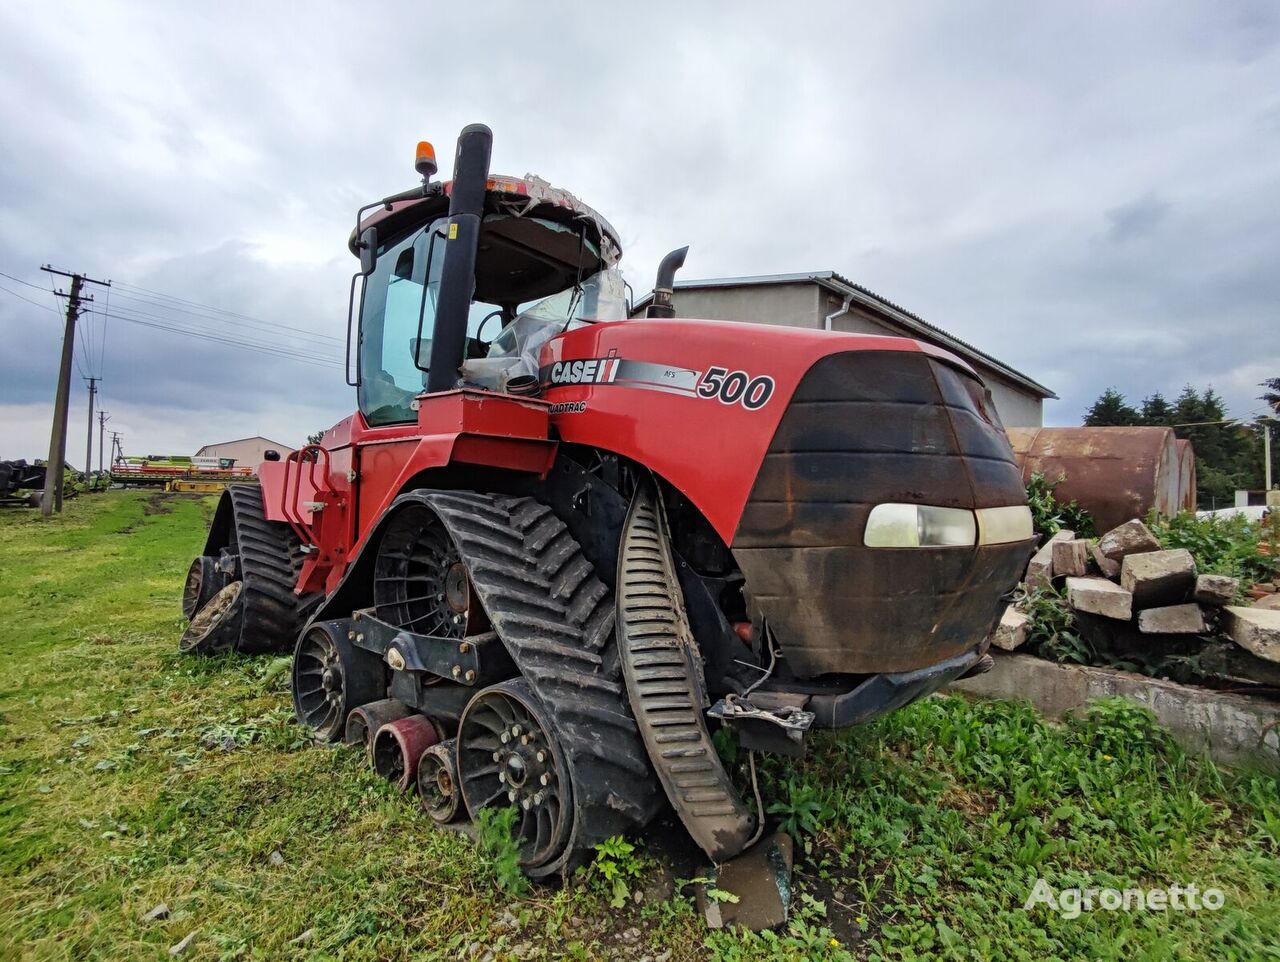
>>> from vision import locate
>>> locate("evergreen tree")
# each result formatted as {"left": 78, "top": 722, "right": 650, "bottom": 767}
{"left": 1140, "top": 392, "right": 1172, "bottom": 426}
{"left": 1262, "top": 378, "right": 1280, "bottom": 416}
{"left": 1083, "top": 388, "right": 1140, "bottom": 426}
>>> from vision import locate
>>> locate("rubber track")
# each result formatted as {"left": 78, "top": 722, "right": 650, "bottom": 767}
{"left": 228, "top": 484, "right": 310, "bottom": 655}
{"left": 422, "top": 491, "right": 661, "bottom": 876}
{"left": 616, "top": 484, "right": 755, "bottom": 862}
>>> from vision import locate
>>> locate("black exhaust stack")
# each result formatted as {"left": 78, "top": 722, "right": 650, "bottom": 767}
{"left": 426, "top": 124, "right": 493, "bottom": 394}
{"left": 646, "top": 246, "right": 688, "bottom": 319}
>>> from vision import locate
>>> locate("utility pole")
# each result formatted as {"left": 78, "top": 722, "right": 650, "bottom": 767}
{"left": 39, "top": 266, "right": 110, "bottom": 516}
{"left": 109, "top": 431, "right": 123, "bottom": 469}
{"left": 84, "top": 377, "right": 99, "bottom": 484}
{"left": 98, "top": 411, "right": 110, "bottom": 475}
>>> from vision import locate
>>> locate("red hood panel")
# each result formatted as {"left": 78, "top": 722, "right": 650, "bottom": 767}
{"left": 541, "top": 318, "right": 974, "bottom": 542}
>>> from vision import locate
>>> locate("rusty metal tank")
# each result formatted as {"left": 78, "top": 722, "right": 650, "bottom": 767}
{"left": 1175, "top": 439, "right": 1197, "bottom": 512}
{"left": 1005, "top": 427, "right": 1189, "bottom": 533}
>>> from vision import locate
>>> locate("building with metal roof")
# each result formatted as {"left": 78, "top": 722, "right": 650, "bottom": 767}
{"left": 636, "top": 271, "right": 1055, "bottom": 427}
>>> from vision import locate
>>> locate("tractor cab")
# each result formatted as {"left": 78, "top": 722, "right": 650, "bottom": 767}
{"left": 350, "top": 129, "right": 627, "bottom": 425}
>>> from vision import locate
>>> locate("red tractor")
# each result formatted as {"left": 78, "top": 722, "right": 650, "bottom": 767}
{"left": 180, "top": 124, "right": 1033, "bottom": 879}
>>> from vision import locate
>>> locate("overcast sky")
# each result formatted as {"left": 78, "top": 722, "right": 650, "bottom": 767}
{"left": 1, "top": 2, "right": 1277, "bottom": 462}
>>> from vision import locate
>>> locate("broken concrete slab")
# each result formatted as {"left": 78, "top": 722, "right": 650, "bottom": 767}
{"left": 1052, "top": 539, "right": 1089, "bottom": 578}
{"left": 1199, "top": 642, "right": 1280, "bottom": 688}
{"left": 1098, "top": 519, "right": 1161, "bottom": 561}
{"left": 696, "top": 832, "right": 794, "bottom": 930}
{"left": 1137, "top": 603, "right": 1207, "bottom": 635}
{"left": 949, "top": 652, "right": 1280, "bottom": 769}
{"left": 991, "top": 607, "right": 1030, "bottom": 651}
{"left": 1120, "top": 548, "right": 1197, "bottom": 609}
{"left": 1223, "top": 606, "right": 1280, "bottom": 663}
{"left": 1066, "top": 576, "right": 1133, "bottom": 621}
{"left": 1026, "top": 530, "right": 1074, "bottom": 588}
{"left": 1091, "top": 543, "right": 1120, "bottom": 579}
{"left": 1194, "top": 574, "right": 1239, "bottom": 607}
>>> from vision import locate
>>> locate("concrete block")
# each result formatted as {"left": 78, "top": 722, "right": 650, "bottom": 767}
{"left": 991, "top": 607, "right": 1030, "bottom": 651}
{"left": 1137, "top": 603, "right": 1207, "bottom": 635}
{"left": 1199, "top": 642, "right": 1280, "bottom": 688}
{"left": 1026, "top": 530, "right": 1074, "bottom": 588}
{"left": 1052, "top": 538, "right": 1089, "bottom": 578}
{"left": 1224, "top": 606, "right": 1280, "bottom": 663}
{"left": 1120, "top": 548, "right": 1196, "bottom": 609}
{"left": 1098, "top": 519, "right": 1160, "bottom": 561}
{"left": 1066, "top": 576, "right": 1133, "bottom": 621}
{"left": 1194, "top": 574, "right": 1238, "bottom": 607}
{"left": 948, "top": 652, "right": 1280, "bottom": 769}
{"left": 1091, "top": 543, "right": 1120, "bottom": 579}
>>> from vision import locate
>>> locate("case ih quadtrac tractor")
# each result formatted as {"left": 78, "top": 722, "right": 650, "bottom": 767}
{"left": 180, "top": 124, "right": 1034, "bottom": 879}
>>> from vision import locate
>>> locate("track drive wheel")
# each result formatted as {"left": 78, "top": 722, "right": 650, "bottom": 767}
{"left": 182, "top": 556, "right": 222, "bottom": 620}
{"left": 178, "top": 581, "right": 244, "bottom": 655}
{"left": 291, "top": 622, "right": 386, "bottom": 742}
{"left": 190, "top": 483, "right": 312, "bottom": 655}
{"left": 458, "top": 680, "right": 572, "bottom": 874}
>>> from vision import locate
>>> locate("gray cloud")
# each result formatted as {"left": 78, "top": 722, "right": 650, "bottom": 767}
{"left": 1, "top": 0, "right": 1278, "bottom": 460}
{"left": 1104, "top": 194, "right": 1170, "bottom": 243}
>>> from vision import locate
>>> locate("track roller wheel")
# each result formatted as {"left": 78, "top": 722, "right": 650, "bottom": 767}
{"left": 291, "top": 622, "right": 385, "bottom": 742}
{"left": 418, "top": 739, "right": 463, "bottom": 824}
{"left": 345, "top": 698, "right": 410, "bottom": 755}
{"left": 458, "top": 680, "right": 572, "bottom": 876}
{"left": 181, "top": 556, "right": 222, "bottom": 620}
{"left": 372, "top": 715, "right": 440, "bottom": 791}
{"left": 178, "top": 582, "right": 244, "bottom": 655}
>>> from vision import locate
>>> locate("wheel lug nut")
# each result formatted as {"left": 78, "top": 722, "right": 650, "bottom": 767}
{"left": 520, "top": 735, "right": 529, "bottom": 745}
{"left": 535, "top": 751, "right": 545, "bottom": 763}
{"left": 492, "top": 751, "right": 501, "bottom": 762}
{"left": 540, "top": 773, "right": 550, "bottom": 786}
{"left": 507, "top": 790, "right": 517, "bottom": 803}
{"left": 521, "top": 797, "right": 531, "bottom": 811}
{"left": 498, "top": 771, "right": 506, "bottom": 783}
{"left": 533, "top": 791, "right": 545, "bottom": 805}
{"left": 500, "top": 732, "right": 510, "bottom": 744}
{"left": 511, "top": 725, "right": 521, "bottom": 737}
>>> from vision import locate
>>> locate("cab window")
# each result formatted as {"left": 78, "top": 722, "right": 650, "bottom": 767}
{"left": 357, "top": 221, "right": 446, "bottom": 425}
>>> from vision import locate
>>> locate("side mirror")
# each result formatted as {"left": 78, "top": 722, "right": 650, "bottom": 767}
{"left": 358, "top": 227, "right": 378, "bottom": 275}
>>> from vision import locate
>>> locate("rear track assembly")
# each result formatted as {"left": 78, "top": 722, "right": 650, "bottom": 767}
{"left": 418, "top": 491, "right": 661, "bottom": 876}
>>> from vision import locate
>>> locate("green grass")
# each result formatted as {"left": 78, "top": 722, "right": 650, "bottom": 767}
{"left": 2, "top": 492, "right": 1278, "bottom": 961}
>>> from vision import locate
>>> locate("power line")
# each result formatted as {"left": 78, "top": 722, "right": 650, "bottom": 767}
{"left": 99, "top": 309, "right": 343, "bottom": 369}
{"left": 1, "top": 284, "right": 342, "bottom": 368}
{"left": 103, "top": 296, "right": 345, "bottom": 353}
{"left": 103, "top": 302, "right": 342, "bottom": 363}
{"left": 0, "top": 280, "right": 59, "bottom": 311}
{"left": 0, "top": 270, "right": 52, "bottom": 291}
{"left": 111, "top": 282, "right": 344, "bottom": 344}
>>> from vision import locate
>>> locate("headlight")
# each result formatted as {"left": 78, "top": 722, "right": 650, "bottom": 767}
{"left": 864, "top": 503, "right": 1034, "bottom": 547}
{"left": 864, "top": 503, "right": 977, "bottom": 547}
{"left": 974, "top": 505, "right": 1034, "bottom": 545}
